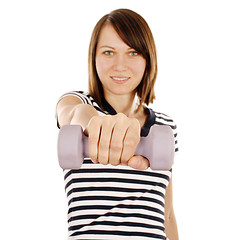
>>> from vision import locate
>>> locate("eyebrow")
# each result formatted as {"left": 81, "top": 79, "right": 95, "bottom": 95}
{"left": 99, "top": 45, "right": 115, "bottom": 50}
{"left": 99, "top": 45, "right": 134, "bottom": 51}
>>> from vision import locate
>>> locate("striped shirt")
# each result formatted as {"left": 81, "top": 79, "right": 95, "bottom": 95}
{"left": 57, "top": 91, "right": 178, "bottom": 240}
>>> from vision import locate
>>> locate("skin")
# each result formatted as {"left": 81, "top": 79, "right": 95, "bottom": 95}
{"left": 56, "top": 23, "right": 178, "bottom": 239}
{"left": 90, "top": 23, "right": 148, "bottom": 167}
{"left": 95, "top": 23, "right": 146, "bottom": 113}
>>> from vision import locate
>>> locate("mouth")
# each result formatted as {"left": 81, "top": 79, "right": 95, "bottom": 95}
{"left": 110, "top": 76, "right": 130, "bottom": 84}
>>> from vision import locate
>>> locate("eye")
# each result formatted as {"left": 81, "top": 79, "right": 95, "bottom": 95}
{"left": 129, "top": 51, "right": 139, "bottom": 56}
{"left": 104, "top": 51, "right": 114, "bottom": 56}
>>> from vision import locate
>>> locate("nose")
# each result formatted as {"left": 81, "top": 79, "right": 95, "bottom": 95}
{"left": 112, "top": 54, "right": 128, "bottom": 72}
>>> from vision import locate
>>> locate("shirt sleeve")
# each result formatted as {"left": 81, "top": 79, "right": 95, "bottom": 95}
{"left": 164, "top": 115, "right": 179, "bottom": 155}
{"left": 57, "top": 91, "right": 94, "bottom": 104}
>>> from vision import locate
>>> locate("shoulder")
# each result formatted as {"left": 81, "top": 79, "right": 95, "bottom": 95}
{"left": 57, "top": 90, "right": 106, "bottom": 115}
{"left": 58, "top": 90, "right": 94, "bottom": 104}
{"left": 151, "top": 109, "right": 177, "bottom": 130}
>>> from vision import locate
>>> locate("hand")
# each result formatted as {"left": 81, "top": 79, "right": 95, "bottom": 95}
{"left": 127, "top": 155, "right": 150, "bottom": 170}
{"left": 86, "top": 113, "right": 149, "bottom": 170}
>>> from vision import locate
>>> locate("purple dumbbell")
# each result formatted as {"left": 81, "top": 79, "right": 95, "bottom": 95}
{"left": 58, "top": 124, "right": 175, "bottom": 170}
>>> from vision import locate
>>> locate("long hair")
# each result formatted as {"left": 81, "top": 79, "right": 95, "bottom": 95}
{"left": 88, "top": 9, "right": 157, "bottom": 109}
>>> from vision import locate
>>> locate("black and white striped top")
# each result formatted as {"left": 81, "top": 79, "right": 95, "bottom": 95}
{"left": 57, "top": 91, "right": 178, "bottom": 240}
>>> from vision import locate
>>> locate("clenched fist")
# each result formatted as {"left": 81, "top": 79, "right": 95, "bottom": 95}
{"left": 86, "top": 113, "right": 149, "bottom": 170}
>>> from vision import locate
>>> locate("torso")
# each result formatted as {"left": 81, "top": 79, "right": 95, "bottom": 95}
{"left": 57, "top": 91, "right": 178, "bottom": 240}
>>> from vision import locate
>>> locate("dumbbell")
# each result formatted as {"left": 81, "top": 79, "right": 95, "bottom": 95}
{"left": 57, "top": 124, "right": 175, "bottom": 170}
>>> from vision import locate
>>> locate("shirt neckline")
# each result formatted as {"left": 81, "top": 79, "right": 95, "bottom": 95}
{"left": 102, "top": 97, "right": 155, "bottom": 137}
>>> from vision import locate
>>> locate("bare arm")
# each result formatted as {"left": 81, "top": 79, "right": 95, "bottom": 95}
{"left": 56, "top": 95, "right": 99, "bottom": 134}
{"left": 164, "top": 176, "right": 179, "bottom": 240}
{"left": 56, "top": 95, "right": 149, "bottom": 170}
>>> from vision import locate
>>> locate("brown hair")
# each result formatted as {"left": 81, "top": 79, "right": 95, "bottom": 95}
{"left": 88, "top": 9, "right": 157, "bottom": 109}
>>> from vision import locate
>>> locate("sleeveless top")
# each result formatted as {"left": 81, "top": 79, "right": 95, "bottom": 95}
{"left": 56, "top": 91, "right": 179, "bottom": 240}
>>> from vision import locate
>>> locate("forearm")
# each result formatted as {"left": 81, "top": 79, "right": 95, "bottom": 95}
{"left": 165, "top": 209, "right": 179, "bottom": 240}
{"left": 164, "top": 176, "right": 179, "bottom": 240}
{"left": 70, "top": 104, "right": 98, "bottom": 134}
{"left": 57, "top": 101, "right": 98, "bottom": 132}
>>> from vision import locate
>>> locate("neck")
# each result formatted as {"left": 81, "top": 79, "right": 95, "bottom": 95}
{"left": 104, "top": 92, "right": 140, "bottom": 117}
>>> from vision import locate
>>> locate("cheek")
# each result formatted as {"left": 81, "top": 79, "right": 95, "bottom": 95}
{"left": 96, "top": 57, "right": 110, "bottom": 79}
{"left": 134, "top": 59, "right": 146, "bottom": 79}
{"left": 95, "top": 58, "right": 103, "bottom": 78}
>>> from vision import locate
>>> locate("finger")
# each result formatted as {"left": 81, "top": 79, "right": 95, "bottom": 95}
{"left": 109, "top": 122, "right": 128, "bottom": 166}
{"left": 121, "top": 119, "right": 140, "bottom": 164}
{"left": 98, "top": 117, "right": 115, "bottom": 165}
{"left": 127, "top": 155, "right": 150, "bottom": 170}
{"left": 88, "top": 116, "right": 102, "bottom": 163}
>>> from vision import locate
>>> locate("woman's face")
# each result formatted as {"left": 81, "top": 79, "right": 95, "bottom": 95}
{"left": 95, "top": 23, "right": 146, "bottom": 98}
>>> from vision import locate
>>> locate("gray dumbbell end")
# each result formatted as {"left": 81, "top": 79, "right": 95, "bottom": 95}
{"left": 57, "top": 125, "right": 85, "bottom": 169}
{"left": 140, "top": 125, "right": 175, "bottom": 170}
{"left": 58, "top": 124, "right": 175, "bottom": 170}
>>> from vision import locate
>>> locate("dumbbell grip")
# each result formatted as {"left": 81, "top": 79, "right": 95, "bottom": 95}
{"left": 58, "top": 125, "right": 175, "bottom": 170}
{"left": 81, "top": 133, "right": 149, "bottom": 160}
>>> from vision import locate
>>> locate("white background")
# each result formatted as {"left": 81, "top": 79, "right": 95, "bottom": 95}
{"left": 0, "top": 0, "right": 239, "bottom": 239}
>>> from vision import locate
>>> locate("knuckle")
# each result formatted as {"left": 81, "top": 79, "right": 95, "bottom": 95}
{"left": 102, "top": 116, "right": 115, "bottom": 129}
{"left": 135, "top": 134, "right": 141, "bottom": 144}
{"left": 88, "top": 135, "right": 99, "bottom": 144}
{"left": 120, "top": 157, "right": 128, "bottom": 164}
{"left": 89, "top": 152, "right": 97, "bottom": 161}
{"left": 88, "top": 116, "right": 101, "bottom": 130}
{"left": 90, "top": 115, "right": 101, "bottom": 124}
{"left": 99, "top": 139, "right": 109, "bottom": 149}
{"left": 98, "top": 154, "right": 108, "bottom": 165}
{"left": 111, "top": 160, "right": 120, "bottom": 166}
{"left": 131, "top": 118, "right": 141, "bottom": 128}
{"left": 109, "top": 150, "right": 121, "bottom": 166}
{"left": 124, "top": 138, "right": 137, "bottom": 149}
{"left": 116, "top": 112, "right": 127, "bottom": 121}
{"left": 111, "top": 140, "right": 122, "bottom": 152}
{"left": 103, "top": 114, "right": 114, "bottom": 122}
{"left": 117, "top": 112, "right": 126, "bottom": 117}
{"left": 102, "top": 115, "right": 110, "bottom": 123}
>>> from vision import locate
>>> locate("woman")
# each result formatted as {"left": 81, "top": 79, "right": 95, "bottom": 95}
{"left": 56, "top": 9, "right": 179, "bottom": 240}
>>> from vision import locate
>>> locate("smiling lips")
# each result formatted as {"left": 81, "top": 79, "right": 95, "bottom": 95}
{"left": 111, "top": 76, "right": 130, "bottom": 84}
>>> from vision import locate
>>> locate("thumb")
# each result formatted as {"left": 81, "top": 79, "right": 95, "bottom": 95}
{"left": 128, "top": 155, "right": 150, "bottom": 170}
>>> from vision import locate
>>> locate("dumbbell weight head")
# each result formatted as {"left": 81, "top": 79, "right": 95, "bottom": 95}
{"left": 135, "top": 125, "right": 175, "bottom": 170}
{"left": 58, "top": 124, "right": 175, "bottom": 170}
{"left": 57, "top": 125, "right": 85, "bottom": 169}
